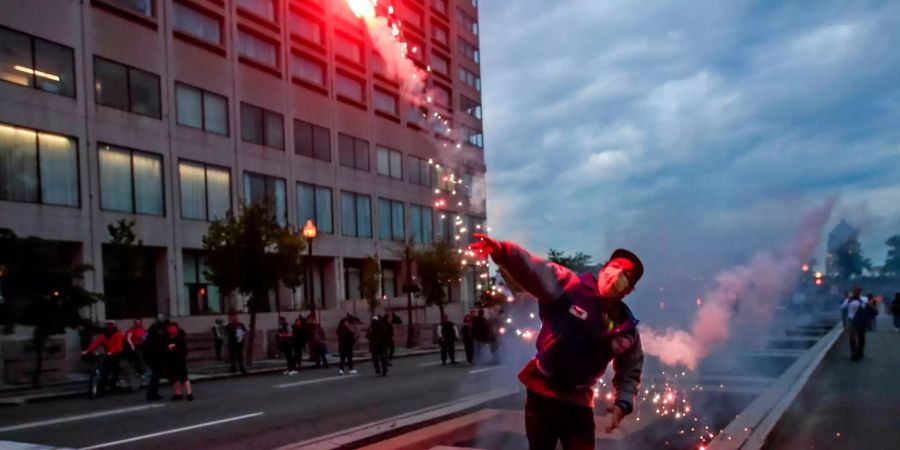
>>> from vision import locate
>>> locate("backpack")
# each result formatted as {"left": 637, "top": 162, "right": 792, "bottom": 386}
{"left": 850, "top": 300, "right": 875, "bottom": 327}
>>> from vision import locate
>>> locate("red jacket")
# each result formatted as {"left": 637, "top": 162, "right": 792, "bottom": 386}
{"left": 85, "top": 331, "right": 125, "bottom": 355}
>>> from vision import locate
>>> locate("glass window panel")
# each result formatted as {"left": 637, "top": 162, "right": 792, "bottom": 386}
{"left": 206, "top": 167, "right": 230, "bottom": 219}
{"left": 176, "top": 84, "right": 202, "bottom": 128}
{"left": 294, "top": 120, "right": 312, "bottom": 157}
{"left": 430, "top": 52, "right": 449, "bottom": 74}
{"left": 422, "top": 207, "right": 433, "bottom": 243}
{"left": 389, "top": 151, "right": 402, "bottom": 179}
{"left": 203, "top": 92, "right": 228, "bottom": 135}
{"left": 378, "top": 198, "right": 391, "bottom": 240}
{"left": 354, "top": 139, "right": 368, "bottom": 171}
{"left": 335, "top": 73, "right": 363, "bottom": 102}
{"left": 238, "top": 30, "right": 277, "bottom": 67}
{"left": 298, "top": 183, "right": 315, "bottom": 224}
{"left": 376, "top": 147, "right": 390, "bottom": 176}
{"left": 243, "top": 172, "right": 265, "bottom": 205}
{"left": 241, "top": 103, "right": 263, "bottom": 145}
{"left": 408, "top": 156, "right": 420, "bottom": 184}
{"left": 312, "top": 125, "right": 330, "bottom": 161}
{"left": 272, "top": 178, "right": 286, "bottom": 225}
{"left": 315, "top": 187, "right": 333, "bottom": 233}
{"left": 290, "top": 13, "right": 323, "bottom": 45}
{"left": 410, "top": 205, "right": 422, "bottom": 243}
{"left": 33, "top": 39, "right": 75, "bottom": 97}
{"left": 338, "top": 134, "right": 354, "bottom": 168}
{"left": 335, "top": 35, "right": 362, "bottom": 64}
{"left": 392, "top": 201, "right": 405, "bottom": 241}
{"left": 94, "top": 58, "right": 128, "bottom": 111}
{"left": 179, "top": 161, "right": 206, "bottom": 220}
{"left": 341, "top": 192, "right": 356, "bottom": 236}
{"left": 129, "top": 68, "right": 161, "bottom": 118}
{"left": 111, "top": 0, "right": 153, "bottom": 16}
{"left": 346, "top": 267, "right": 361, "bottom": 300}
{"left": 373, "top": 89, "right": 397, "bottom": 115}
{"left": 0, "top": 28, "right": 34, "bottom": 88}
{"left": 357, "top": 195, "right": 372, "bottom": 238}
{"left": 174, "top": 2, "right": 221, "bottom": 44}
{"left": 132, "top": 152, "right": 163, "bottom": 215}
{"left": 237, "top": 0, "right": 275, "bottom": 21}
{"left": 38, "top": 133, "right": 78, "bottom": 206}
{"left": 264, "top": 110, "right": 284, "bottom": 149}
{"left": 0, "top": 125, "right": 38, "bottom": 202}
{"left": 98, "top": 146, "right": 133, "bottom": 212}
{"left": 291, "top": 54, "right": 325, "bottom": 86}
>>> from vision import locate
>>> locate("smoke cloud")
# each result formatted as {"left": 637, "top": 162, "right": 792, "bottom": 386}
{"left": 640, "top": 198, "right": 836, "bottom": 370}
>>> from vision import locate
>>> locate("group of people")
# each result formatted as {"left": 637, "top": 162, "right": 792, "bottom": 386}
{"left": 82, "top": 317, "right": 192, "bottom": 401}
{"left": 433, "top": 309, "right": 499, "bottom": 366}
{"left": 840, "top": 288, "right": 900, "bottom": 361}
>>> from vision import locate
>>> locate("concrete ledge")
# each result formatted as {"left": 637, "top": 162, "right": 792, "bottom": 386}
{"left": 708, "top": 323, "right": 844, "bottom": 450}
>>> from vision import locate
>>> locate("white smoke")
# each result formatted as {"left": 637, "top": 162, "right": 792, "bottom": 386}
{"left": 641, "top": 198, "right": 837, "bottom": 370}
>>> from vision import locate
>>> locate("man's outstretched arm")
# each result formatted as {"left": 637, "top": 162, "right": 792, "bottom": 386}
{"left": 607, "top": 332, "right": 644, "bottom": 432}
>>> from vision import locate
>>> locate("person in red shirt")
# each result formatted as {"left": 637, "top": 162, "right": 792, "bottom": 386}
{"left": 124, "top": 319, "right": 147, "bottom": 375}
{"left": 165, "top": 322, "right": 193, "bottom": 401}
{"left": 82, "top": 320, "right": 125, "bottom": 393}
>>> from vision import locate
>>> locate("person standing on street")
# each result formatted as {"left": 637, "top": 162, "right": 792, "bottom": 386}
{"left": 367, "top": 316, "right": 389, "bottom": 376}
{"left": 225, "top": 313, "right": 247, "bottom": 374}
{"left": 291, "top": 316, "right": 307, "bottom": 370}
{"left": 470, "top": 233, "right": 645, "bottom": 450}
{"left": 164, "top": 322, "right": 193, "bottom": 401}
{"left": 144, "top": 315, "right": 167, "bottom": 401}
{"left": 891, "top": 292, "right": 900, "bottom": 332}
{"left": 461, "top": 312, "right": 475, "bottom": 365}
{"left": 337, "top": 314, "right": 358, "bottom": 375}
{"left": 212, "top": 318, "right": 225, "bottom": 361}
{"left": 472, "top": 309, "right": 491, "bottom": 365}
{"left": 841, "top": 287, "right": 871, "bottom": 361}
{"left": 307, "top": 314, "right": 329, "bottom": 368}
{"left": 277, "top": 317, "right": 297, "bottom": 375}
{"left": 438, "top": 314, "right": 459, "bottom": 365}
{"left": 381, "top": 313, "right": 396, "bottom": 362}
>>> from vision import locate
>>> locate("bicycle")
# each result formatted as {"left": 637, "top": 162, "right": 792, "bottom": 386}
{"left": 86, "top": 352, "right": 144, "bottom": 398}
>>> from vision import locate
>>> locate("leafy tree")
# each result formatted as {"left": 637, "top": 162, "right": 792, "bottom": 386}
{"left": 832, "top": 237, "right": 871, "bottom": 280}
{"left": 884, "top": 235, "right": 900, "bottom": 277}
{"left": 361, "top": 256, "right": 381, "bottom": 317}
{"left": 547, "top": 249, "right": 593, "bottom": 273}
{"left": 276, "top": 230, "right": 307, "bottom": 313}
{"left": 417, "top": 241, "right": 463, "bottom": 318}
{"left": 104, "top": 219, "right": 153, "bottom": 318}
{"left": 202, "top": 203, "right": 304, "bottom": 364}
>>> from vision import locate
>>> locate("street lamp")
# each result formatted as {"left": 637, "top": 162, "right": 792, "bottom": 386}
{"left": 302, "top": 220, "right": 318, "bottom": 316}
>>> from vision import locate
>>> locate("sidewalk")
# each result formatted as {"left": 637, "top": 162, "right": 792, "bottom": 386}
{"left": 765, "top": 316, "right": 900, "bottom": 449}
{"left": 0, "top": 344, "right": 454, "bottom": 406}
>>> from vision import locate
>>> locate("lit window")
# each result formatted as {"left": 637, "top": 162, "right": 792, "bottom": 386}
{"left": 243, "top": 171, "right": 287, "bottom": 225}
{"left": 373, "top": 88, "right": 398, "bottom": 115}
{"left": 175, "top": 83, "right": 229, "bottom": 135}
{"left": 378, "top": 198, "right": 406, "bottom": 241}
{"left": 0, "top": 27, "right": 75, "bottom": 98}
{"left": 179, "top": 161, "right": 231, "bottom": 221}
{"left": 290, "top": 53, "right": 326, "bottom": 87}
{"left": 0, "top": 124, "right": 79, "bottom": 207}
{"left": 410, "top": 204, "right": 433, "bottom": 244}
{"left": 94, "top": 57, "right": 161, "bottom": 118}
{"left": 376, "top": 146, "right": 403, "bottom": 179}
{"left": 238, "top": 30, "right": 278, "bottom": 67}
{"left": 173, "top": 2, "right": 222, "bottom": 45}
{"left": 335, "top": 72, "right": 365, "bottom": 103}
{"left": 294, "top": 119, "right": 331, "bottom": 162}
{"left": 297, "top": 182, "right": 333, "bottom": 234}
{"left": 98, "top": 144, "right": 163, "bottom": 215}
{"left": 183, "top": 251, "right": 223, "bottom": 315}
{"left": 240, "top": 102, "right": 284, "bottom": 149}
{"left": 338, "top": 133, "right": 369, "bottom": 171}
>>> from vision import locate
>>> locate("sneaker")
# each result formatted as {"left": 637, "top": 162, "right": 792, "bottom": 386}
{"left": 283, "top": 370, "right": 291, "bottom": 375}
{"left": 349, "top": 369, "right": 358, "bottom": 374}
{"left": 338, "top": 370, "right": 344, "bottom": 375}
{"left": 187, "top": 394, "right": 194, "bottom": 401}
{"left": 171, "top": 394, "right": 184, "bottom": 401}
{"left": 290, "top": 370, "right": 299, "bottom": 375}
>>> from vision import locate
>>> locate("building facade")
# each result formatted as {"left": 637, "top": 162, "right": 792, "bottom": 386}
{"left": 0, "top": 0, "right": 487, "bottom": 332}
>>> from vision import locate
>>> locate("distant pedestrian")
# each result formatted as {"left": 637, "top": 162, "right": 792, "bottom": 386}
{"left": 381, "top": 313, "right": 396, "bottom": 361}
{"left": 337, "top": 314, "right": 358, "bottom": 375}
{"left": 307, "top": 314, "right": 328, "bottom": 368}
{"left": 841, "top": 287, "right": 871, "bottom": 361}
{"left": 438, "top": 314, "right": 458, "bottom": 365}
{"left": 461, "top": 313, "right": 475, "bottom": 364}
{"left": 291, "top": 317, "right": 307, "bottom": 370}
{"left": 891, "top": 293, "right": 900, "bottom": 332}
{"left": 144, "top": 315, "right": 167, "bottom": 401}
{"left": 124, "top": 319, "right": 147, "bottom": 376}
{"left": 866, "top": 293, "right": 879, "bottom": 331}
{"left": 164, "top": 322, "right": 193, "bottom": 401}
{"left": 367, "top": 316, "right": 389, "bottom": 376}
{"left": 225, "top": 313, "right": 247, "bottom": 374}
{"left": 277, "top": 317, "right": 296, "bottom": 375}
{"left": 212, "top": 318, "right": 225, "bottom": 361}
{"left": 840, "top": 291, "right": 850, "bottom": 328}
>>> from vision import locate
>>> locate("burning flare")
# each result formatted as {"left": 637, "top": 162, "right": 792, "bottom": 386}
{"left": 346, "top": 0, "right": 375, "bottom": 19}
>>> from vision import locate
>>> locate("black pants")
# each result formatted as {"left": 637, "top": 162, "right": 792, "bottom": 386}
{"left": 849, "top": 323, "right": 866, "bottom": 359}
{"left": 100, "top": 353, "right": 123, "bottom": 391}
{"left": 525, "top": 390, "right": 595, "bottom": 450}
{"left": 214, "top": 338, "right": 224, "bottom": 360}
{"left": 372, "top": 349, "right": 388, "bottom": 375}
{"left": 463, "top": 338, "right": 474, "bottom": 364}
{"left": 123, "top": 346, "right": 144, "bottom": 375}
{"left": 387, "top": 338, "right": 395, "bottom": 360}
{"left": 279, "top": 341, "right": 295, "bottom": 371}
{"left": 440, "top": 339, "right": 456, "bottom": 363}
{"left": 230, "top": 342, "right": 245, "bottom": 373}
{"left": 313, "top": 344, "right": 328, "bottom": 368}
{"left": 339, "top": 343, "right": 354, "bottom": 371}
{"left": 292, "top": 341, "right": 305, "bottom": 369}
{"left": 146, "top": 362, "right": 162, "bottom": 399}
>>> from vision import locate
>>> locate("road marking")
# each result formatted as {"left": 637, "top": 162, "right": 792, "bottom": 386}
{"left": 274, "top": 374, "right": 357, "bottom": 388}
{"left": 417, "top": 361, "right": 444, "bottom": 367}
{"left": 468, "top": 366, "right": 503, "bottom": 375}
{"left": 0, "top": 404, "right": 165, "bottom": 433}
{"left": 79, "top": 412, "right": 263, "bottom": 450}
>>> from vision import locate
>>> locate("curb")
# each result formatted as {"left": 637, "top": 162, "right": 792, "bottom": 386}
{"left": 708, "top": 322, "right": 844, "bottom": 450}
{"left": 0, "top": 348, "right": 448, "bottom": 406}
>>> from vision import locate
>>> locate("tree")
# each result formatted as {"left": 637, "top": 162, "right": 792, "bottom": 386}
{"left": 202, "top": 203, "right": 304, "bottom": 365}
{"left": 361, "top": 256, "right": 381, "bottom": 318}
{"left": 547, "top": 249, "right": 593, "bottom": 273}
{"left": 104, "top": 219, "right": 153, "bottom": 318}
{"left": 417, "top": 241, "right": 463, "bottom": 318}
{"left": 276, "top": 230, "right": 307, "bottom": 314}
{"left": 884, "top": 235, "right": 900, "bottom": 277}
{"left": 832, "top": 237, "right": 871, "bottom": 280}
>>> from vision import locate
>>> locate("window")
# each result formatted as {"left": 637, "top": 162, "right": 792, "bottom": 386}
{"left": 376, "top": 146, "right": 403, "bottom": 179}
{"left": 290, "top": 52, "right": 326, "bottom": 87}
{"left": 432, "top": 83, "right": 450, "bottom": 109}
{"left": 98, "top": 144, "right": 163, "bottom": 215}
{"left": 341, "top": 191, "right": 372, "bottom": 238}
{"left": 243, "top": 172, "right": 287, "bottom": 225}
{"left": 431, "top": 0, "right": 448, "bottom": 15}
{"left": 378, "top": 198, "right": 405, "bottom": 241}
{"left": 345, "top": 265, "right": 361, "bottom": 300}
{"left": 467, "top": 215, "right": 484, "bottom": 238}
{"left": 175, "top": 83, "right": 228, "bottom": 135}
{"left": 456, "top": 7, "right": 478, "bottom": 35}
{"left": 431, "top": 22, "right": 449, "bottom": 46}
{"left": 460, "top": 94, "right": 482, "bottom": 119}
{"left": 179, "top": 161, "right": 230, "bottom": 221}
{"left": 400, "top": 3, "right": 423, "bottom": 29}
{"left": 335, "top": 34, "right": 363, "bottom": 65}
{"left": 372, "top": 53, "right": 392, "bottom": 80}
{"left": 238, "top": 30, "right": 278, "bottom": 67}
{"left": 0, "top": 27, "right": 75, "bottom": 97}
{"left": 240, "top": 103, "right": 284, "bottom": 149}
{"left": 338, "top": 133, "right": 369, "bottom": 171}
{"left": 183, "top": 251, "right": 222, "bottom": 315}
{"left": 430, "top": 51, "right": 449, "bottom": 75}
{"left": 459, "top": 66, "right": 481, "bottom": 91}
{"left": 0, "top": 123, "right": 78, "bottom": 207}
{"left": 406, "top": 39, "right": 425, "bottom": 64}
{"left": 294, "top": 119, "right": 331, "bottom": 162}
{"left": 410, "top": 204, "right": 433, "bottom": 244}
{"left": 462, "top": 125, "right": 484, "bottom": 148}
{"left": 297, "top": 182, "right": 333, "bottom": 234}
{"left": 434, "top": 165, "right": 455, "bottom": 191}
{"left": 173, "top": 2, "right": 222, "bottom": 45}
{"left": 108, "top": 0, "right": 153, "bottom": 17}
{"left": 289, "top": 11, "right": 323, "bottom": 46}
{"left": 471, "top": 0, "right": 478, "bottom": 7}
{"left": 236, "top": 0, "right": 275, "bottom": 21}
{"left": 335, "top": 72, "right": 365, "bottom": 103}
{"left": 434, "top": 210, "right": 456, "bottom": 242}
{"left": 382, "top": 267, "right": 397, "bottom": 298}
{"left": 94, "top": 57, "right": 161, "bottom": 118}
{"left": 373, "top": 88, "right": 398, "bottom": 115}
{"left": 406, "top": 103, "right": 427, "bottom": 128}
{"left": 408, "top": 156, "right": 432, "bottom": 187}
{"left": 458, "top": 37, "right": 479, "bottom": 64}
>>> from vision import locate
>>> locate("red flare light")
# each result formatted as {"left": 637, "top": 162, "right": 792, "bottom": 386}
{"left": 346, "top": 0, "right": 375, "bottom": 19}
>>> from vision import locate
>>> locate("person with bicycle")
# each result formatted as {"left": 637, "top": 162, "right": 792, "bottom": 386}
{"left": 82, "top": 320, "right": 125, "bottom": 394}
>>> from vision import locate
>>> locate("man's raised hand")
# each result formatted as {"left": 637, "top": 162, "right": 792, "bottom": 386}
{"left": 469, "top": 233, "right": 499, "bottom": 261}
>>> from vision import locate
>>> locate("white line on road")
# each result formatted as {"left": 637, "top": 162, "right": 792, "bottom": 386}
{"left": 274, "top": 374, "right": 357, "bottom": 389}
{"left": 79, "top": 412, "right": 264, "bottom": 450}
{"left": 468, "top": 366, "right": 503, "bottom": 375}
{"left": 0, "top": 404, "right": 166, "bottom": 433}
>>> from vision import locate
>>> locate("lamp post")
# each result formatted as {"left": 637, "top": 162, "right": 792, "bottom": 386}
{"left": 302, "top": 220, "right": 318, "bottom": 317}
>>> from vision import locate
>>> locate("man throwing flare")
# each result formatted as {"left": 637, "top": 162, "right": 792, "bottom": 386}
{"left": 470, "top": 233, "right": 645, "bottom": 450}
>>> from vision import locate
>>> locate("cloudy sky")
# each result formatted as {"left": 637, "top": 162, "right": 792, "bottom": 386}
{"left": 478, "top": 0, "right": 900, "bottom": 293}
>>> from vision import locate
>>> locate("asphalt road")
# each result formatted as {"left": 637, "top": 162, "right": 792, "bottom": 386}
{"left": 0, "top": 353, "right": 519, "bottom": 450}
